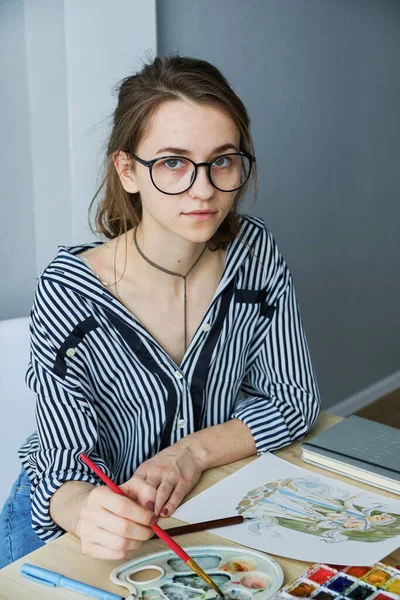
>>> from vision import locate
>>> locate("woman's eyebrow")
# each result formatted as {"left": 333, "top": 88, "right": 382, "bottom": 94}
{"left": 155, "top": 143, "right": 239, "bottom": 155}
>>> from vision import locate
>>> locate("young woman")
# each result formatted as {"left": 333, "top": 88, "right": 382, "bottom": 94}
{"left": 0, "top": 55, "right": 320, "bottom": 568}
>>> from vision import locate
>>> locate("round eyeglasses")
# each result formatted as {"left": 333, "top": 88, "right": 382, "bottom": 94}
{"left": 126, "top": 151, "right": 255, "bottom": 195}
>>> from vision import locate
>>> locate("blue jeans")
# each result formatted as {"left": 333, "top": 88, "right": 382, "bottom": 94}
{"left": 0, "top": 468, "right": 45, "bottom": 568}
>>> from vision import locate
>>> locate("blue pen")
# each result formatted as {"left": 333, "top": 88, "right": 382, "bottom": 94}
{"left": 21, "top": 563, "right": 123, "bottom": 600}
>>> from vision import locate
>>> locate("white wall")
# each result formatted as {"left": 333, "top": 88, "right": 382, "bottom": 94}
{"left": 0, "top": 0, "right": 157, "bottom": 318}
{"left": 24, "top": 0, "right": 72, "bottom": 275}
{"left": 0, "top": 0, "right": 37, "bottom": 320}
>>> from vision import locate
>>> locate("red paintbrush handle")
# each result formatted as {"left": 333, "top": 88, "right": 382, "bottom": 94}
{"left": 151, "top": 523, "right": 190, "bottom": 562}
{"left": 80, "top": 454, "right": 124, "bottom": 496}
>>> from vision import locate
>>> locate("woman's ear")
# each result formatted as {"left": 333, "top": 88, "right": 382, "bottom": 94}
{"left": 113, "top": 151, "right": 139, "bottom": 193}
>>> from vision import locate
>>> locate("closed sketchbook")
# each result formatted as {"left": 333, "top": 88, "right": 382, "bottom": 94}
{"left": 301, "top": 415, "right": 400, "bottom": 494}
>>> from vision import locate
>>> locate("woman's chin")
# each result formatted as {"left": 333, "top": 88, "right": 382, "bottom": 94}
{"left": 180, "top": 223, "right": 221, "bottom": 244}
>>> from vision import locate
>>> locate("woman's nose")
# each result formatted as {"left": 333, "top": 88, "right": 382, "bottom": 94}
{"left": 188, "top": 165, "right": 215, "bottom": 200}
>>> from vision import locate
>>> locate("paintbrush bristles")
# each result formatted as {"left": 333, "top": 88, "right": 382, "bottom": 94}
{"left": 186, "top": 558, "right": 225, "bottom": 598}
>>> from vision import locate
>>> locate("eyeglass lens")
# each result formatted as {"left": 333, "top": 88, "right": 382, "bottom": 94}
{"left": 151, "top": 154, "right": 251, "bottom": 194}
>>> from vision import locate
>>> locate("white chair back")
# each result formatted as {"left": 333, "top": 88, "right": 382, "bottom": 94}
{"left": 0, "top": 317, "right": 35, "bottom": 508}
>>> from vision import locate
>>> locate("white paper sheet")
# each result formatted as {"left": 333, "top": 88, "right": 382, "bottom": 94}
{"left": 174, "top": 453, "right": 400, "bottom": 565}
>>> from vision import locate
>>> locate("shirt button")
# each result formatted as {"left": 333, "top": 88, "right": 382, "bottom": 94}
{"left": 178, "top": 419, "right": 186, "bottom": 429}
{"left": 174, "top": 370, "right": 183, "bottom": 380}
{"left": 66, "top": 347, "right": 76, "bottom": 357}
{"left": 201, "top": 323, "right": 211, "bottom": 332}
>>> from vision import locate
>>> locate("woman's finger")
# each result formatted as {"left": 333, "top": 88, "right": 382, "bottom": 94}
{"left": 97, "top": 507, "right": 154, "bottom": 541}
{"left": 118, "top": 477, "right": 157, "bottom": 518}
{"left": 159, "top": 481, "right": 190, "bottom": 518}
{"left": 155, "top": 479, "right": 175, "bottom": 516}
{"left": 146, "top": 474, "right": 163, "bottom": 489}
{"left": 84, "top": 525, "right": 142, "bottom": 554}
{"left": 134, "top": 465, "right": 163, "bottom": 490}
{"left": 96, "top": 489, "right": 155, "bottom": 526}
{"left": 134, "top": 471, "right": 162, "bottom": 490}
{"left": 82, "top": 540, "right": 138, "bottom": 561}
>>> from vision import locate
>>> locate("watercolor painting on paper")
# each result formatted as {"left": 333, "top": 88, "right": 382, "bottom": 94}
{"left": 236, "top": 476, "right": 400, "bottom": 543}
{"left": 173, "top": 454, "right": 400, "bottom": 565}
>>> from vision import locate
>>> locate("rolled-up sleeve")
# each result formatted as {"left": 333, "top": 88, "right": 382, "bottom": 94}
{"left": 24, "top": 282, "right": 112, "bottom": 542}
{"left": 231, "top": 272, "right": 321, "bottom": 455}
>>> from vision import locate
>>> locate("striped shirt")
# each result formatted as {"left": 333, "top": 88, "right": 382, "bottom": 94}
{"left": 19, "top": 215, "right": 320, "bottom": 542}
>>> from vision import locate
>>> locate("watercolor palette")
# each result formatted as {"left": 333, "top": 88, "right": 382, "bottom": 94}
{"left": 271, "top": 562, "right": 400, "bottom": 600}
{"left": 110, "top": 545, "right": 284, "bottom": 600}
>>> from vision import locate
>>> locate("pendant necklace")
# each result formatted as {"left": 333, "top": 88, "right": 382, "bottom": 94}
{"left": 133, "top": 227, "right": 207, "bottom": 354}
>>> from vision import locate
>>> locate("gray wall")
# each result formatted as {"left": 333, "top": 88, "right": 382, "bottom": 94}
{"left": 157, "top": 0, "right": 400, "bottom": 409}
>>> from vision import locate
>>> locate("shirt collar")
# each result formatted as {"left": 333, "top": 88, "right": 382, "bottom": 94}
{"left": 41, "top": 215, "right": 263, "bottom": 316}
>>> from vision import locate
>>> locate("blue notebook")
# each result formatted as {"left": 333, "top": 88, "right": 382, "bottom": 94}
{"left": 301, "top": 415, "right": 400, "bottom": 494}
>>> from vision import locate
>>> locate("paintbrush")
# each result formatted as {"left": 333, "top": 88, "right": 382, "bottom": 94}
{"left": 80, "top": 454, "right": 225, "bottom": 598}
{"left": 161, "top": 515, "right": 244, "bottom": 536}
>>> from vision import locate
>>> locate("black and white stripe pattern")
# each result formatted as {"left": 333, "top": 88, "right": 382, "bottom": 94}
{"left": 19, "top": 215, "right": 320, "bottom": 542}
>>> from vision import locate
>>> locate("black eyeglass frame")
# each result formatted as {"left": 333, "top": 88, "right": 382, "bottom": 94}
{"left": 126, "top": 151, "right": 256, "bottom": 195}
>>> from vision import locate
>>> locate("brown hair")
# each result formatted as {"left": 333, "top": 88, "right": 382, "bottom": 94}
{"left": 89, "top": 54, "right": 257, "bottom": 251}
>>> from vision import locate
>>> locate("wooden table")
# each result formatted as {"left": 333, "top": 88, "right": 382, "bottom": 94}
{"left": 0, "top": 413, "right": 399, "bottom": 599}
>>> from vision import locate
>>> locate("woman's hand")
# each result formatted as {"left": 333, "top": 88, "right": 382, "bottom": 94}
{"left": 132, "top": 441, "right": 204, "bottom": 518}
{"left": 77, "top": 477, "right": 158, "bottom": 560}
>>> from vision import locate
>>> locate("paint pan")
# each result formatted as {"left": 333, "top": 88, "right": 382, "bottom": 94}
{"left": 362, "top": 568, "right": 394, "bottom": 588}
{"left": 110, "top": 545, "right": 284, "bottom": 600}
{"left": 383, "top": 577, "right": 400, "bottom": 595}
{"left": 306, "top": 566, "right": 336, "bottom": 585}
{"left": 285, "top": 580, "right": 317, "bottom": 597}
{"left": 372, "top": 593, "right": 399, "bottom": 600}
{"left": 345, "top": 567, "right": 372, "bottom": 579}
{"left": 345, "top": 581, "right": 376, "bottom": 600}
{"left": 324, "top": 573, "right": 356, "bottom": 594}
{"left": 311, "top": 591, "right": 336, "bottom": 600}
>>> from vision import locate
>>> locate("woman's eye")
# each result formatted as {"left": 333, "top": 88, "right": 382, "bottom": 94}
{"left": 213, "top": 156, "right": 231, "bottom": 168}
{"left": 163, "top": 158, "right": 185, "bottom": 169}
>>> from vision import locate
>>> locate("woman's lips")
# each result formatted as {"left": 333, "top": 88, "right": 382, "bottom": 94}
{"left": 183, "top": 211, "right": 217, "bottom": 221}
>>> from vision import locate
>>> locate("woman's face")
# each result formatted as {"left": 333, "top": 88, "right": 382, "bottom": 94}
{"left": 118, "top": 99, "right": 241, "bottom": 244}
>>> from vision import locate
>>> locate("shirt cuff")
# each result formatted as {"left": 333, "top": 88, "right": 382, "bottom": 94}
{"left": 231, "top": 396, "right": 294, "bottom": 455}
{"left": 30, "top": 467, "right": 108, "bottom": 542}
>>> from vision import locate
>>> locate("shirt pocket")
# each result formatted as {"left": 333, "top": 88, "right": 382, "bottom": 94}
{"left": 53, "top": 316, "right": 100, "bottom": 379}
{"left": 208, "top": 289, "right": 276, "bottom": 382}
{"left": 235, "top": 289, "right": 276, "bottom": 319}
{"left": 231, "top": 289, "right": 276, "bottom": 378}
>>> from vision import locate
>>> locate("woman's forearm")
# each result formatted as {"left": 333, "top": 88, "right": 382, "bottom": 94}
{"left": 178, "top": 418, "right": 256, "bottom": 471}
{"left": 49, "top": 480, "right": 95, "bottom": 537}
{"left": 48, "top": 421, "right": 254, "bottom": 535}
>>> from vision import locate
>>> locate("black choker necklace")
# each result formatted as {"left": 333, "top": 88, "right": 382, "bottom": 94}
{"left": 133, "top": 227, "right": 207, "bottom": 354}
